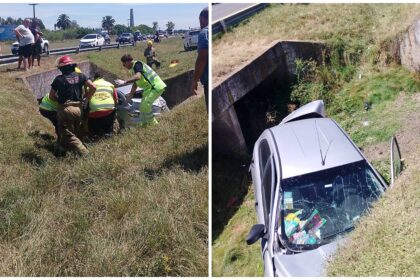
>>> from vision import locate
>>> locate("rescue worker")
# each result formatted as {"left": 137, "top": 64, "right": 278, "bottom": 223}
{"left": 144, "top": 40, "right": 161, "bottom": 69}
{"left": 49, "top": 56, "right": 96, "bottom": 155}
{"left": 38, "top": 67, "right": 84, "bottom": 141}
{"left": 87, "top": 73, "right": 118, "bottom": 139}
{"left": 119, "top": 54, "right": 166, "bottom": 127}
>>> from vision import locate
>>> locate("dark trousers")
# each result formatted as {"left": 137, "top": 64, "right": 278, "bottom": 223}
{"left": 203, "top": 82, "right": 208, "bottom": 111}
{"left": 147, "top": 60, "right": 161, "bottom": 69}
{"left": 39, "top": 108, "right": 59, "bottom": 139}
{"left": 88, "top": 110, "right": 116, "bottom": 139}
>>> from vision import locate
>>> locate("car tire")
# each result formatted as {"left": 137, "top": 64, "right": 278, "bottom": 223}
{"left": 43, "top": 44, "right": 49, "bottom": 53}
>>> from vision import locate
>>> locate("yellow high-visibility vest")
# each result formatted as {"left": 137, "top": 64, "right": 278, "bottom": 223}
{"left": 89, "top": 78, "right": 115, "bottom": 113}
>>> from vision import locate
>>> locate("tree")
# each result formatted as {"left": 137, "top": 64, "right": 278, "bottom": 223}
{"left": 166, "top": 21, "right": 175, "bottom": 33}
{"left": 70, "top": 20, "right": 79, "bottom": 29}
{"left": 102, "top": 16, "right": 115, "bottom": 34}
{"left": 56, "top": 14, "right": 71, "bottom": 30}
{"left": 152, "top": 21, "right": 158, "bottom": 32}
{"left": 113, "top": 24, "right": 130, "bottom": 35}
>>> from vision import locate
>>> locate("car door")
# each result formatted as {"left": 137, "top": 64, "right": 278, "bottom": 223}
{"left": 390, "top": 135, "right": 403, "bottom": 186}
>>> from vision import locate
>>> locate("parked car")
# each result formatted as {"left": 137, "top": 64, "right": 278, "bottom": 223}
{"left": 11, "top": 37, "right": 49, "bottom": 55}
{"left": 246, "top": 100, "right": 402, "bottom": 277}
{"left": 118, "top": 33, "right": 134, "bottom": 44}
{"left": 79, "top": 34, "right": 105, "bottom": 48}
{"left": 183, "top": 29, "right": 200, "bottom": 51}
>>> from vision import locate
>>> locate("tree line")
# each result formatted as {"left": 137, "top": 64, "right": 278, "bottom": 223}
{"left": 1, "top": 14, "right": 180, "bottom": 40}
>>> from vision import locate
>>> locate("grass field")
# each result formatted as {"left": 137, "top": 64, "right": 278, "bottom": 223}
{"left": 0, "top": 37, "right": 208, "bottom": 276}
{"left": 212, "top": 3, "right": 420, "bottom": 277}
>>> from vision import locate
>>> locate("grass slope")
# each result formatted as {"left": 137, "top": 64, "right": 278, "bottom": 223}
{"left": 212, "top": 3, "right": 420, "bottom": 276}
{"left": 0, "top": 39, "right": 208, "bottom": 276}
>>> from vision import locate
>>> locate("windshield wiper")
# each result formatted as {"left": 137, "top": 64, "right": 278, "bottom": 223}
{"left": 323, "top": 225, "right": 354, "bottom": 240}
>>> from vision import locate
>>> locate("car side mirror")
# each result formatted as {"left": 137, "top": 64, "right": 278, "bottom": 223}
{"left": 246, "top": 224, "right": 265, "bottom": 245}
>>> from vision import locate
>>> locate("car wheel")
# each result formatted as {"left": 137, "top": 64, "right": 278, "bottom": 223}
{"left": 43, "top": 44, "right": 49, "bottom": 53}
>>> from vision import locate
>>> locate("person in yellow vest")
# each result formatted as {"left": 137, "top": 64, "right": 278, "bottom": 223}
{"left": 119, "top": 54, "right": 166, "bottom": 126}
{"left": 87, "top": 73, "right": 118, "bottom": 139}
{"left": 39, "top": 92, "right": 60, "bottom": 139}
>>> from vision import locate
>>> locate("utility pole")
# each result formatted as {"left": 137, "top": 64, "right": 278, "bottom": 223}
{"left": 29, "top": 3, "right": 39, "bottom": 20}
{"left": 127, "top": 19, "right": 130, "bottom": 28}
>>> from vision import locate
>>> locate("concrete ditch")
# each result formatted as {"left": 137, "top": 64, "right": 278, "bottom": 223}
{"left": 22, "top": 61, "right": 195, "bottom": 108}
{"left": 212, "top": 40, "right": 325, "bottom": 156}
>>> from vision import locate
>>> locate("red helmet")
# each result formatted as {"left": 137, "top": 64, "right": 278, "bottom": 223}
{"left": 55, "top": 56, "right": 76, "bottom": 68}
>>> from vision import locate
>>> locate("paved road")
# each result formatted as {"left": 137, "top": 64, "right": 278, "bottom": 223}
{"left": 212, "top": 3, "right": 259, "bottom": 23}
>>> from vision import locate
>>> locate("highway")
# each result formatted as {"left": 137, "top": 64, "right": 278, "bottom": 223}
{"left": 212, "top": 3, "right": 259, "bottom": 23}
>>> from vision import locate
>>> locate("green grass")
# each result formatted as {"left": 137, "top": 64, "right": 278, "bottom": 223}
{"left": 327, "top": 152, "right": 420, "bottom": 276}
{"left": 0, "top": 39, "right": 207, "bottom": 276}
{"left": 212, "top": 3, "right": 420, "bottom": 277}
{"left": 212, "top": 188, "right": 263, "bottom": 277}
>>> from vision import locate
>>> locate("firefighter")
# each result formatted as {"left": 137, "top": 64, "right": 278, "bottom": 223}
{"left": 49, "top": 56, "right": 96, "bottom": 155}
{"left": 144, "top": 40, "right": 161, "bottom": 69}
{"left": 87, "top": 73, "right": 118, "bottom": 139}
{"left": 118, "top": 54, "right": 166, "bottom": 127}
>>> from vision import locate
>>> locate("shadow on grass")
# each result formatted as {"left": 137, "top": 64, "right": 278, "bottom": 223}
{"left": 143, "top": 143, "right": 208, "bottom": 180}
{"left": 27, "top": 130, "right": 67, "bottom": 158}
{"left": 212, "top": 153, "right": 251, "bottom": 241}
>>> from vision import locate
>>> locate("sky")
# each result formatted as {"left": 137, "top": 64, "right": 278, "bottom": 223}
{"left": 0, "top": 3, "right": 207, "bottom": 30}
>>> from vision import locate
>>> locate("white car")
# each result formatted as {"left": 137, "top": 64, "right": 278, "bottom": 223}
{"left": 183, "top": 29, "right": 200, "bottom": 51}
{"left": 11, "top": 37, "right": 49, "bottom": 55}
{"left": 79, "top": 34, "right": 105, "bottom": 48}
{"left": 246, "top": 100, "right": 403, "bottom": 277}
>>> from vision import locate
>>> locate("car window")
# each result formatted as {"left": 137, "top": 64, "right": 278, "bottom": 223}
{"left": 83, "top": 34, "right": 97, "bottom": 39}
{"left": 258, "top": 139, "right": 271, "bottom": 181}
{"left": 261, "top": 156, "right": 276, "bottom": 228}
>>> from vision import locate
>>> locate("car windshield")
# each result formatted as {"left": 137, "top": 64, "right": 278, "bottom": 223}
{"left": 122, "top": 33, "right": 130, "bottom": 37}
{"left": 83, "top": 35, "right": 96, "bottom": 39}
{"left": 279, "top": 160, "right": 385, "bottom": 251}
{"left": 190, "top": 31, "right": 200, "bottom": 36}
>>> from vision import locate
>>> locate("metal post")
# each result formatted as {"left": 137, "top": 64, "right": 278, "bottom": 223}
{"left": 29, "top": 3, "right": 39, "bottom": 20}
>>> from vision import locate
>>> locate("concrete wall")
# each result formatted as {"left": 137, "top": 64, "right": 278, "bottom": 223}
{"left": 161, "top": 70, "right": 195, "bottom": 108}
{"left": 22, "top": 61, "right": 95, "bottom": 100}
{"left": 212, "top": 40, "right": 325, "bottom": 156}
{"left": 22, "top": 62, "right": 194, "bottom": 108}
{"left": 399, "top": 17, "right": 420, "bottom": 72}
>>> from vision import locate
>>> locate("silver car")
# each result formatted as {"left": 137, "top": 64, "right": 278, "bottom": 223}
{"left": 246, "top": 100, "right": 402, "bottom": 277}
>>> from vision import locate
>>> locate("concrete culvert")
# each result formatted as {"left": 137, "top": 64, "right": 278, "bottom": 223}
{"left": 212, "top": 40, "right": 325, "bottom": 156}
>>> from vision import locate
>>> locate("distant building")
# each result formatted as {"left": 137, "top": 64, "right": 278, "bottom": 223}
{"left": 130, "top": 9, "right": 134, "bottom": 27}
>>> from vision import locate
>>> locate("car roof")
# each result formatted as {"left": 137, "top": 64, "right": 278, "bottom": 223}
{"left": 268, "top": 117, "right": 363, "bottom": 179}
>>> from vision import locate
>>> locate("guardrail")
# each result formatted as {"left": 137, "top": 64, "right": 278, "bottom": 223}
{"left": 212, "top": 3, "right": 269, "bottom": 35}
{"left": 0, "top": 42, "right": 136, "bottom": 65}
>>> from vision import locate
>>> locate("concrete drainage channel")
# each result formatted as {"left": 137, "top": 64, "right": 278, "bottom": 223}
{"left": 212, "top": 40, "right": 325, "bottom": 156}
{"left": 22, "top": 60, "right": 195, "bottom": 110}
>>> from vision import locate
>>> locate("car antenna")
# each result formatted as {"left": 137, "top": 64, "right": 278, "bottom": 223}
{"left": 315, "top": 120, "right": 333, "bottom": 166}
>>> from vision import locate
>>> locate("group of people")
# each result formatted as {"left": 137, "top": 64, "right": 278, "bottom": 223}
{"left": 14, "top": 18, "right": 44, "bottom": 71}
{"left": 39, "top": 54, "right": 167, "bottom": 156}
{"left": 37, "top": 6, "right": 208, "bottom": 156}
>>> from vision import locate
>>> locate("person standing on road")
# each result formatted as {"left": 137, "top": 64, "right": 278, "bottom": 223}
{"left": 49, "top": 56, "right": 96, "bottom": 155}
{"left": 119, "top": 54, "right": 166, "bottom": 127}
{"left": 14, "top": 18, "right": 34, "bottom": 71}
{"left": 191, "top": 7, "right": 209, "bottom": 110}
{"left": 144, "top": 40, "right": 161, "bottom": 69}
{"left": 30, "top": 19, "right": 43, "bottom": 68}
{"left": 87, "top": 73, "right": 118, "bottom": 139}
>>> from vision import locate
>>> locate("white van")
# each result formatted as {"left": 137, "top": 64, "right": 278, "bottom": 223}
{"left": 183, "top": 29, "right": 200, "bottom": 51}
